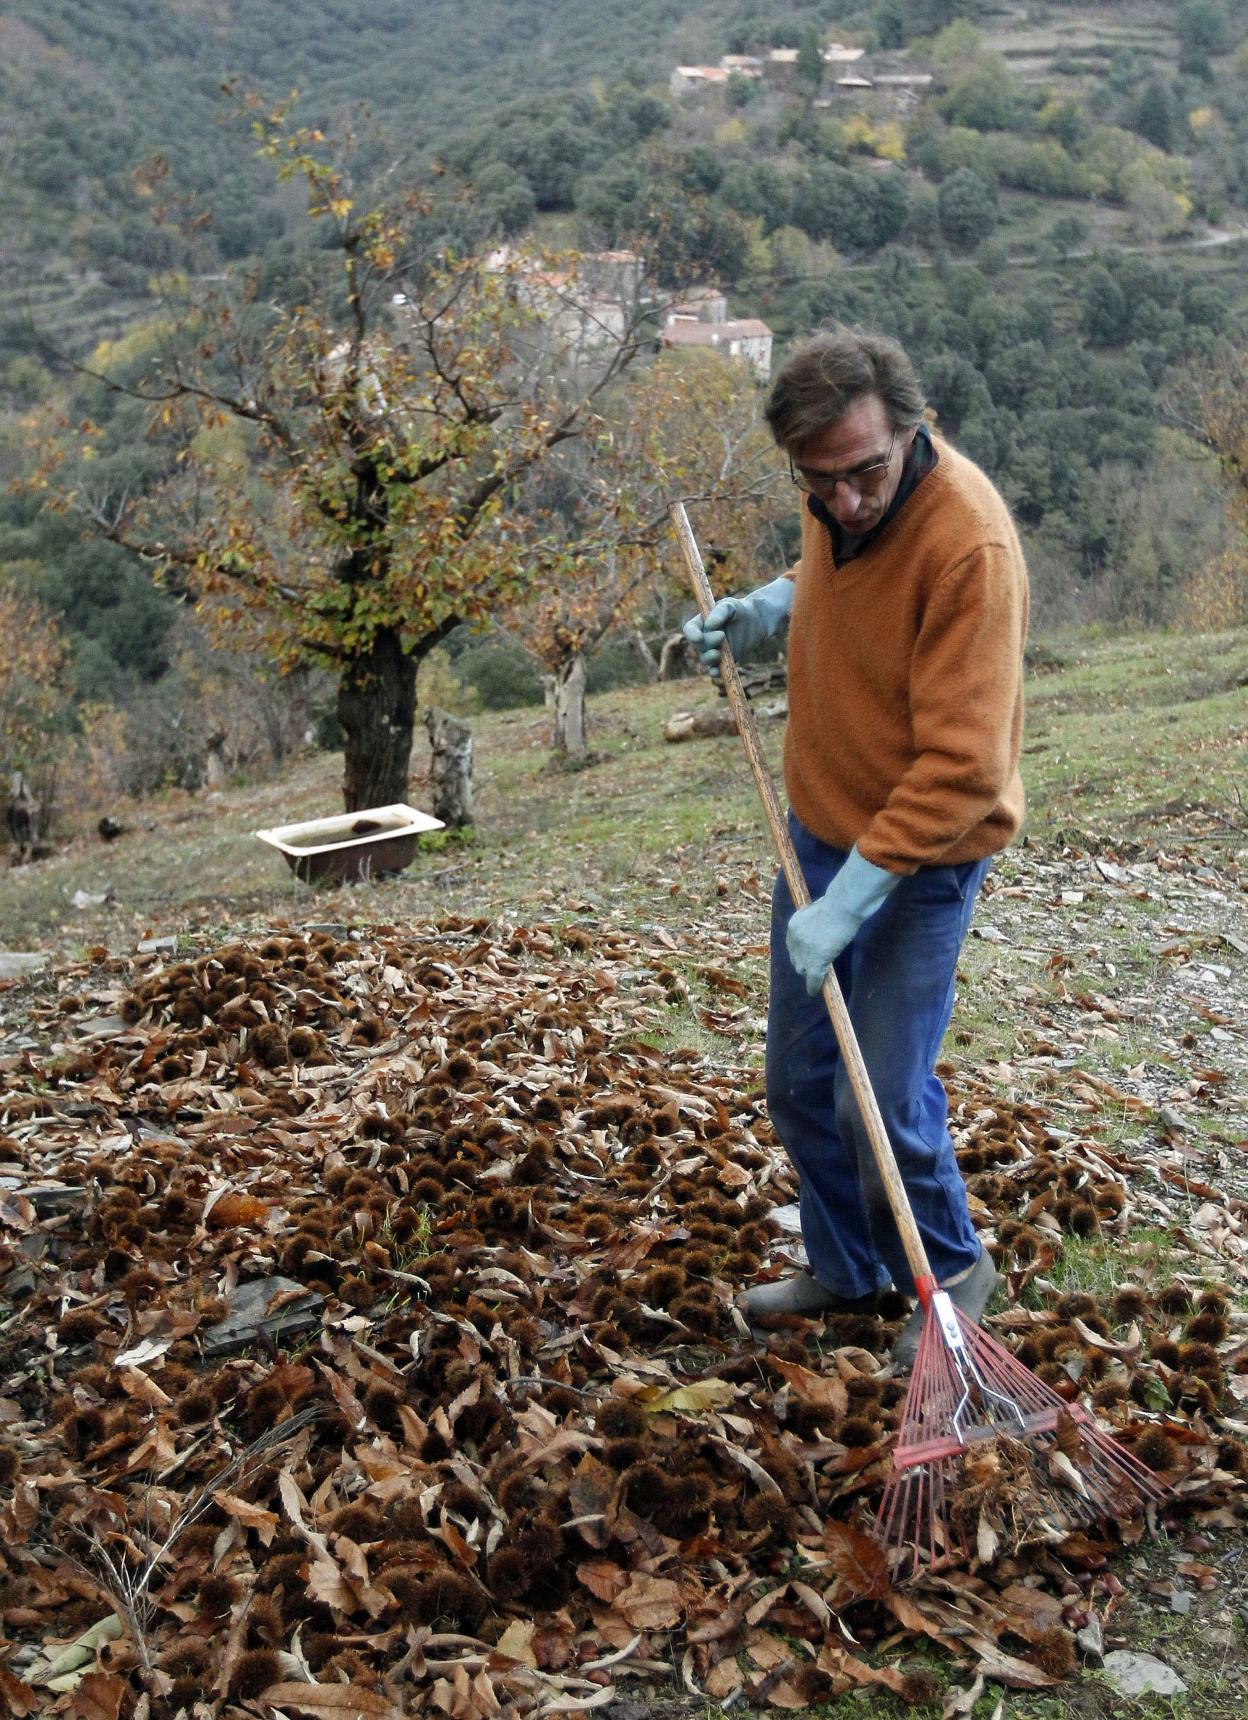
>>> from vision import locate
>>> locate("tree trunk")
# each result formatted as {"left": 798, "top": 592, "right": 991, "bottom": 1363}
{"left": 337, "top": 626, "right": 417, "bottom": 811}
{"left": 551, "top": 652, "right": 588, "bottom": 757}
{"left": 424, "top": 708, "right": 474, "bottom": 827}
{"left": 627, "top": 626, "right": 660, "bottom": 684}
{"left": 659, "top": 631, "right": 694, "bottom": 680}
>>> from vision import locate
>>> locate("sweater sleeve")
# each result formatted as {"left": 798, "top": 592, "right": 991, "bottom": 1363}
{"left": 855, "top": 542, "right": 1027, "bottom": 873}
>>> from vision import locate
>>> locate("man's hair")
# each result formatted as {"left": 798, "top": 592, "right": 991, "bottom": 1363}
{"left": 763, "top": 325, "right": 926, "bottom": 453}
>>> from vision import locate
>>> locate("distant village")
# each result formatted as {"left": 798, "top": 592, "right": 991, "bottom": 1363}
{"left": 670, "top": 40, "right": 933, "bottom": 104}
{"left": 387, "top": 38, "right": 942, "bottom": 387}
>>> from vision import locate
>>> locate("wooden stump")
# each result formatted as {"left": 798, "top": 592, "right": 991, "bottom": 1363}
{"left": 424, "top": 708, "right": 474, "bottom": 828}
{"left": 664, "top": 699, "right": 787, "bottom": 744}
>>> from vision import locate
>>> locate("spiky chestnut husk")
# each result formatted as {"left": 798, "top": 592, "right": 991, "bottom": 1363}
{"left": 61, "top": 1409, "right": 106, "bottom": 1457}
{"left": 173, "top": 1390, "right": 216, "bottom": 1427}
{"left": 255, "top": 1551, "right": 306, "bottom": 1592}
{"left": 420, "top": 1428, "right": 452, "bottom": 1463}
{"left": 620, "top": 1461, "right": 669, "bottom": 1519}
{"left": 741, "top": 1493, "right": 797, "bottom": 1540}
{"left": 1185, "top": 1309, "right": 1228, "bottom": 1345}
{"left": 640, "top": 1265, "right": 685, "bottom": 1307}
{"left": 161, "top": 1641, "right": 212, "bottom": 1677}
{"left": 1032, "top": 1627, "right": 1077, "bottom": 1679}
{"left": 792, "top": 1667, "right": 842, "bottom": 1704}
{"left": 598, "top": 1437, "right": 641, "bottom": 1471}
{"left": 0, "top": 1446, "right": 19, "bottom": 1486}
{"left": 1015, "top": 1336, "right": 1044, "bottom": 1370}
{"left": 845, "top": 1375, "right": 884, "bottom": 1409}
{"left": 839, "top": 1416, "right": 882, "bottom": 1449}
{"left": 321, "top": 1651, "right": 376, "bottom": 1684}
{"left": 440, "top": 1481, "right": 483, "bottom": 1518}
{"left": 246, "top": 1594, "right": 284, "bottom": 1645}
{"left": 1110, "top": 1287, "right": 1149, "bottom": 1323}
{"left": 487, "top": 1546, "right": 531, "bottom": 1600}
{"left": 1038, "top": 1325, "right": 1080, "bottom": 1361}
{"left": 759, "top": 1448, "right": 805, "bottom": 1503}
{"left": 1134, "top": 1427, "right": 1178, "bottom": 1472}
{"left": 57, "top": 1309, "right": 107, "bottom": 1344}
{"left": 362, "top": 1383, "right": 404, "bottom": 1434}
{"left": 1216, "top": 1439, "right": 1247, "bottom": 1476}
{"left": 330, "top": 1502, "right": 381, "bottom": 1541}
{"left": 197, "top": 1575, "right": 242, "bottom": 1616}
{"left": 1178, "top": 1339, "right": 1221, "bottom": 1375}
{"left": 665, "top": 1471, "right": 715, "bottom": 1528}
{"left": 597, "top": 1398, "right": 646, "bottom": 1440}
{"left": 403, "top": 1570, "right": 489, "bottom": 1628}
{"left": 900, "top": 1669, "right": 945, "bottom": 1706}
{"left": 243, "top": 1382, "right": 288, "bottom": 1437}
{"left": 517, "top": 1516, "right": 564, "bottom": 1574}
{"left": 1173, "top": 1374, "right": 1218, "bottom": 1416}
{"left": 1156, "top": 1283, "right": 1193, "bottom": 1316}
{"left": 229, "top": 1649, "right": 282, "bottom": 1700}
{"left": 1091, "top": 1379, "right": 1129, "bottom": 1409}
{"left": 670, "top": 1295, "right": 721, "bottom": 1337}
{"left": 785, "top": 1401, "right": 824, "bottom": 1441}
{"left": 539, "top": 1385, "right": 582, "bottom": 1417}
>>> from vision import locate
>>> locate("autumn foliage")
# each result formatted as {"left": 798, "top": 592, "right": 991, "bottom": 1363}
{"left": 32, "top": 105, "right": 647, "bottom": 810}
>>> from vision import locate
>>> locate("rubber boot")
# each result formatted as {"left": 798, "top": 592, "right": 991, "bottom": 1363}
{"left": 745, "top": 1269, "right": 879, "bottom": 1321}
{"left": 889, "top": 1248, "right": 998, "bottom": 1372}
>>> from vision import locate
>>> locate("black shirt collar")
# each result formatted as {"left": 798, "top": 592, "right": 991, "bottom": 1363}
{"left": 808, "top": 422, "right": 938, "bottom": 566}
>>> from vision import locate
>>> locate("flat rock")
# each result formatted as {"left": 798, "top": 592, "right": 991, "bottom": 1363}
{"left": 1101, "top": 1652, "right": 1187, "bottom": 1697}
{"left": 74, "top": 1014, "right": 131, "bottom": 1038}
{"left": 0, "top": 1179, "right": 87, "bottom": 1215}
{"left": 202, "top": 1275, "right": 324, "bottom": 1356}
{"left": 0, "top": 953, "right": 50, "bottom": 980}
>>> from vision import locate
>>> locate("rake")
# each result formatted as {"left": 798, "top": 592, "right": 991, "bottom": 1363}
{"left": 670, "top": 501, "right": 1167, "bottom": 1580}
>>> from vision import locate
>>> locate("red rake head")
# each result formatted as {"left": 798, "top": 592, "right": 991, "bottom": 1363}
{"left": 876, "top": 1295, "right": 1167, "bottom": 1582}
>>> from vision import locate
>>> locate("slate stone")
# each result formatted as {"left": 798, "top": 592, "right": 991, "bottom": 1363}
{"left": 0, "top": 953, "right": 49, "bottom": 980}
{"left": 202, "top": 1275, "right": 324, "bottom": 1356}
{"left": 1102, "top": 1652, "right": 1187, "bottom": 1697}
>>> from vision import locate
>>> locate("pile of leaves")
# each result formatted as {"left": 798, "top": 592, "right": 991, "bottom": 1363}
{"left": 0, "top": 919, "right": 1245, "bottom": 1719}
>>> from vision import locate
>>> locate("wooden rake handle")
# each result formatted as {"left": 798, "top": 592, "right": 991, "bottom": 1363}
{"left": 669, "top": 501, "right": 936, "bottom": 1299}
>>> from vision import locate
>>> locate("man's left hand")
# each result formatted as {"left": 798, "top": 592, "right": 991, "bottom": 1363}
{"left": 785, "top": 847, "right": 902, "bottom": 996}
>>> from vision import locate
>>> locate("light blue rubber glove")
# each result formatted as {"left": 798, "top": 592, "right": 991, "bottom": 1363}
{"left": 683, "top": 576, "right": 794, "bottom": 676}
{"left": 786, "top": 847, "right": 902, "bottom": 995}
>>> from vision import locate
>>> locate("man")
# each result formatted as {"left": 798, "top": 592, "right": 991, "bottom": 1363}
{"left": 683, "top": 326, "right": 1029, "bottom": 1369}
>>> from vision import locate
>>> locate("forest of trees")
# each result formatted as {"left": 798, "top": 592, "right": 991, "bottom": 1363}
{"left": 1, "top": 0, "right": 1246, "bottom": 820}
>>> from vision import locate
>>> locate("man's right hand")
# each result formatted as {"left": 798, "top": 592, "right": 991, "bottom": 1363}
{"left": 682, "top": 576, "right": 794, "bottom": 675}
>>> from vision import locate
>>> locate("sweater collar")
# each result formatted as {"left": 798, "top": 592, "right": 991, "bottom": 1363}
{"left": 808, "top": 421, "right": 938, "bottom": 566}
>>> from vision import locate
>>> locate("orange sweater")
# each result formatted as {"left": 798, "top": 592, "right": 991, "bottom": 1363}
{"left": 783, "top": 436, "right": 1029, "bottom": 873}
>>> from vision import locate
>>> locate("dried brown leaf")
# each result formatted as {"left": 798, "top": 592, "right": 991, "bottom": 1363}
{"left": 612, "top": 1574, "right": 684, "bottom": 1631}
{"left": 264, "top": 1682, "right": 400, "bottom": 1720}
{"left": 64, "top": 1672, "right": 128, "bottom": 1720}
{"left": 768, "top": 1358, "right": 849, "bottom": 1419}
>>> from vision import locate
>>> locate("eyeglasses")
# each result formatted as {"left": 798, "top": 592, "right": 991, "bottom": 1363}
{"left": 788, "top": 427, "right": 899, "bottom": 496}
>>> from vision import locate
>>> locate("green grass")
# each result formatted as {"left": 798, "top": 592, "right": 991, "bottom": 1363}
{"left": 5, "top": 626, "right": 1244, "bottom": 965}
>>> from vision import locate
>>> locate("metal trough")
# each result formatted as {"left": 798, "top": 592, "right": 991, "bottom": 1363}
{"left": 255, "top": 802, "right": 444, "bottom": 885}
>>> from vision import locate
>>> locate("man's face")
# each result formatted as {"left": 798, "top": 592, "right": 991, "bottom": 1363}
{"left": 790, "top": 393, "right": 913, "bottom": 533}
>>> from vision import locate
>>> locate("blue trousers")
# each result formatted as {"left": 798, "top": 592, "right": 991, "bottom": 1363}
{"left": 766, "top": 814, "right": 989, "bottom": 1300}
